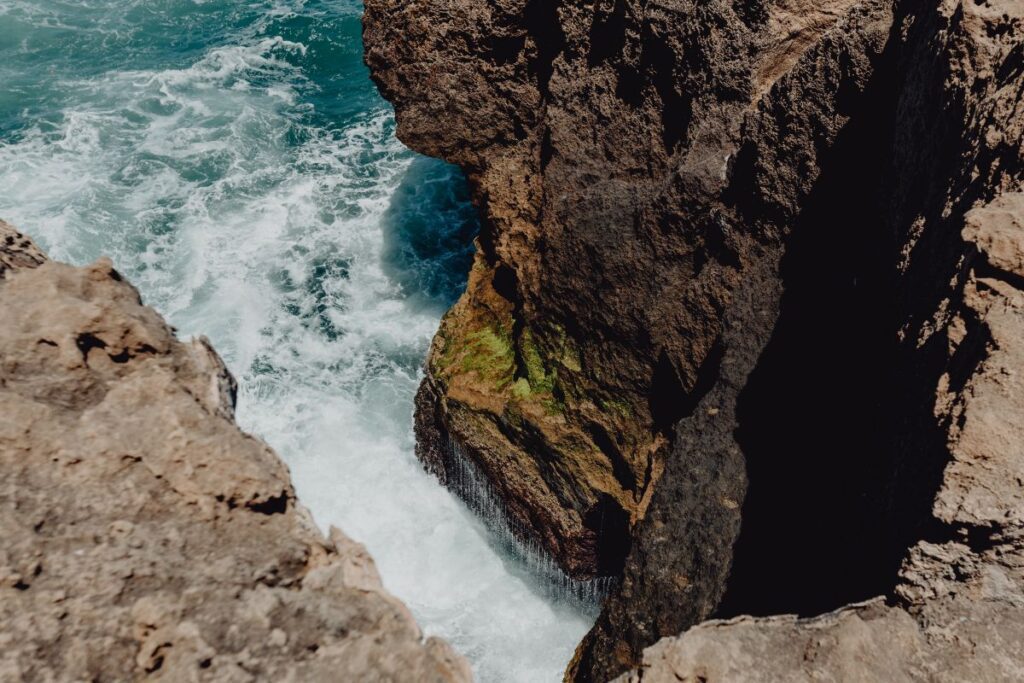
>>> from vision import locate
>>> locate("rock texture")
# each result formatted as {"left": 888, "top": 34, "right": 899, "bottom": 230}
{"left": 622, "top": 192, "right": 1024, "bottom": 682}
{"left": 0, "top": 221, "right": 470, "bottom": 683}
{"left": 366, "top": 0, "right": 899, "bottom": 588}
{"left": 616, "top": 592, "right": 1024, "bottom": 683}
{"left": 365, "top": 0, "right": 1024, "bottom": 679}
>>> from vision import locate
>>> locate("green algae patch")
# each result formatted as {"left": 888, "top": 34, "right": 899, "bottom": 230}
{"left": 436, "top": 322, "right": 516, "bottom": 390}
{"left": 559, "top": 346, "right": 582, "bottom": 373}
{"left": 550, "top": 323, "right": 583, "bottom": 373}
{"left": 519, "top": 327, "right": 556, "bottom": 394}
{"left": 598, "top": 397, "right": 634, "bottom": 418}
{"left": 541, "top": 396, "right": 566, "bottom": 416}
{"left": 511, "top": 377, "right": 532, "bottom": 399}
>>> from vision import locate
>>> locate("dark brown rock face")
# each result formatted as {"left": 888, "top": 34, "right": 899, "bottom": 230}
{"left": 0, "top": 222, "right": 471, "bottom": 683}
{"left": 366, "top": 0, "right": 893, "bottom": 583}
{"left": 364, "top": 0, "right": 1023, "bottom": 680}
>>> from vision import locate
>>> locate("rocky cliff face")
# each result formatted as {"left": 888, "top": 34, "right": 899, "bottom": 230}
{"left": 620, "top": 185, "right": 1024, "bottom": 681}
{"left": 366, "top": 0, "right": 899, "bottom": 584}
{"left": 0, "top": 222, "right": 470, "bottom": 682}
{"left": 365, "top": 0, "right": 1023, "bottom": 680}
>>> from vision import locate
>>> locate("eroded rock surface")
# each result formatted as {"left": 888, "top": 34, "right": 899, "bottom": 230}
{"left": 619, "top": 584, "right": 1023, "bottom": 682}
{"left": 367, "top": 0, "right": 897, "bottom": 587}
{"left": 365, "top": 0, "right": 1023, "bottom": 679}
{"left": 0, "top": 221, "right": 470, "bottom": 683}
{"left": 622, "top": 192, "right": 1024, "bottom": 682}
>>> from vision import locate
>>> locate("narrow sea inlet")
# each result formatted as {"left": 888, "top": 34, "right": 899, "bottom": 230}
{"left": 0, "top": 1, "right": 593, "bottom": 679}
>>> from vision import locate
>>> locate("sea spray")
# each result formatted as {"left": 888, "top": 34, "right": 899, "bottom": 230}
{"left": 442, "top": 439, "right": 619, "bottom": 606}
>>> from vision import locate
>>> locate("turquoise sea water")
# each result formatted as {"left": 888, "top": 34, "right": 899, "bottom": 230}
{"left": 0, "top": 1, "right": 592, "bottom": 679}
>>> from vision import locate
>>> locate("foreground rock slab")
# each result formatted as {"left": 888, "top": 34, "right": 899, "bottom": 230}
{"left": 621, "top": 586, "right": 1024, "bottom": 682}
{"left": 0, "top": 221, "right": 471, "bottom": 683}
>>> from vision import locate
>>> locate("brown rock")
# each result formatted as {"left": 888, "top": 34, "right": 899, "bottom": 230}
{"left": 365, "top": 0, "right": 1024, "bottom": 679}
{"left": 367, "top": 0, "right": 897, "bottom": 587}
{"left": 0, "top": 223, "right": 471, "bottom": 683}
{"left": 615, "top": 0, "right": 1024, "bottom": 673}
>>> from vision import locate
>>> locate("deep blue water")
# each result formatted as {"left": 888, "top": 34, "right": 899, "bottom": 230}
{"left": 0, "top": 1, "right": 591, "bottom": 680}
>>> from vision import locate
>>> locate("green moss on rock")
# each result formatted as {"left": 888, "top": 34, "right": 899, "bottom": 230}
{"left": 519, "top": 328, "right": 556, "bottom": 393}
{"left": 434, "top": 319, "right": 516, "bottom": 391}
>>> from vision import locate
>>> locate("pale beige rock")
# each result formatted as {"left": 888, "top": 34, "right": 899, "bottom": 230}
{"left": 616, "top": 594, "right": 1024, "bottom": 683}
{"left": 0, "top": 222, "right": 471, "bottom": 683}
{"left": 0, "top": 220, "right": 46, "bottom": 278}
{"left": 963, "top": 193, "right": 1024, "bottom": 279}
{"left": 614, "top": 601, "right": 926, "bottom": 683}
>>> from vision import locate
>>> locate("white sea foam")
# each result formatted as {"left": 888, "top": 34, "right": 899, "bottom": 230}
{"left": 0, "top": 15, "right": 594, "bottom": 682}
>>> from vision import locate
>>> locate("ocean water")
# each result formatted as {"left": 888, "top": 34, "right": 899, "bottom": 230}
{"left": 0, "top": 1, "right": 594, "bottom": 679}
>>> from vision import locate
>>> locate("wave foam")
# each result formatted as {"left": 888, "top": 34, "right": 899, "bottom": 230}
{"left": 0, "top": 5, "right": 594, "bottom": 681}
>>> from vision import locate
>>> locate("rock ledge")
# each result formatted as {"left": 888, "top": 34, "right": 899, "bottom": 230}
{"left": 0, "top": 221, "right": 471, "bottom": 683}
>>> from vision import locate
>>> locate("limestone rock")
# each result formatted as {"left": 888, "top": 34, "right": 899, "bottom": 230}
{"left": 0, "top": 222, "right": 471, "bottom": 683}
{"left": 614, "top": 601, "right": 927, "bottom": 683}
{"left": 0, "top": 220, "right": 46, "bottom": 278}
{"left": 617, "top": 595, "right": 1024, "bottom": 682}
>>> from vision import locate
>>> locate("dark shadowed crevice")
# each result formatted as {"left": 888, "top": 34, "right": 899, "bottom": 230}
{"left": 648, "top": 350, "right": 688, "bottom": 433}
{"left": 492, "top": 263, "right": 518, "bottom": 301}
{"left": 587, "top": 0, "right": 629, "bottom": 68}
{"left": 882, "top": 0, "right": 1012, "bottom": 592}
{"left": 975, "top": 259, "right": 1024, "bottom": 293}
{"left": 586, "top": 420, "right": 637, "bottom": 494}
{"left": 108, "top": 349, "right": 133, "bottom": 363}
{"left": 582, "top": 494, "right": 632, "bottom": 575}
{"left": 524, "top": 0, "right": 567, "bottom": 99}
{"left": 716, "top": 34, "right": 901, "bottom": 618}
{"left": 643, "top": 31, "right": 692, "bottom": 155}
{"left": 539, "top": 126, "right": 556, "bottom": 174}
{"left": 485, "top": 34, "right": 527, "bottom": 66}
{"left": 650, "top": 339, "right": 724, "bottom": 435}
{"left": 246, "top": 494, "right": 290, "bottom": 515}
{"left": 75, "top": 333, "right": 107, "bottom": 364}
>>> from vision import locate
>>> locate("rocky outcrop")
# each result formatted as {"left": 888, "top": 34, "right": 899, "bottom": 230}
{"left": 622, "top": 198, "right": 1024, "bottom": 682}
{"left": 366, "top": 0, "right": 900, "bottom": 585}
{"left": 365, "top": 0, "right": 1023, "bottom": 680}
{"left": 0, "top": 222, "right": 470, "bottom": 682}
{"left": 616, "top": 591, "right": 1024, "bottom": 682}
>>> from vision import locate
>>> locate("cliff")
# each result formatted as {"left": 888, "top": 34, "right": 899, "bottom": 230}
{"left": 0, "top": 222, "right": 470, "bottom": 682}
{"left": 620, "top": 197, "right": 1024, "bottom": 682}
{"left": 364, "top": 0, "right": 1024, "bottom": 680}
